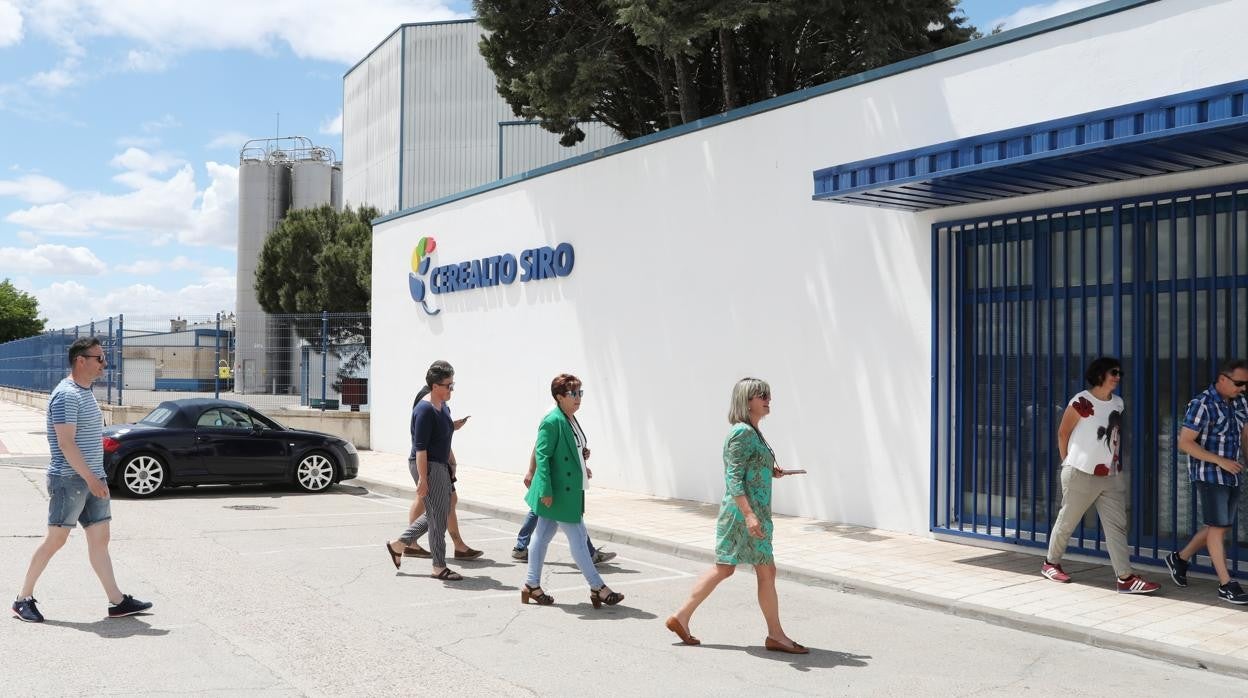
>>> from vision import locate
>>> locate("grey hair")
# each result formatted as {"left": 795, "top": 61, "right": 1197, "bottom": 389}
{"left": 728, "top": 377, "right": 771, "bottom": 425}
{"left": 425, "top": 360, "right": 454, "bottom": 388}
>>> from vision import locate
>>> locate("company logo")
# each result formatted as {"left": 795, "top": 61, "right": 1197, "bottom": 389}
{"left": 408, "top": 236, "right": 575, "bottom": 316}
{"left": 408, "top": 236, "right": 440, "bottom": 315}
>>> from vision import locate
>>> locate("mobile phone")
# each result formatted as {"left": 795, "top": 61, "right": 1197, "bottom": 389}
{"left": 780, "top": 469, "right": 807, "bottom": 475}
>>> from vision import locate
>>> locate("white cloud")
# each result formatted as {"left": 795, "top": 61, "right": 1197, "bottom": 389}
{"left": 114, "top": 259, "right": 164, "bottom": 275}
{"left": 319, "top": 109, "right": 342, "bottom": 135}
{"left": 0, "top": 0, "right": 22, "bottom": 47}
{"left": 110, "top": 147, "right": 184, "bottom": 174}
{"left": 116, "top": 255, "right": 231, "bottom": 276}
{"left": 28, "top": 66, "right": 75, "bottom": 91}
{"left": 33, "top": 275, "right": 237, "bottom": 329}
{"left": 5, "top": 151, "right": 239, "bottom": 248}
{"left": 988, "top": 0, "right": 1104, "bottom": 31}
{"left": 141, "top": 114, "right": 180, "bottom": 132}
{"left": 184, "top": 162, "right": 239, "bottom": 247}
{"left": 0, "top": 174, "right": 70, "bottom": 203}
{"left": 206, "top": 131, "right": 251, "bottom": 151}
{"left": 116, "top": 135, "right": 161, "bottom": 148}
{"left": 16, "top": 230, "right": 39, "bottom": 244}
{"left": 0, "top": 243, "right": 106, "bottom": 275}
{"left": 14, "top": 1, "right": 464, "bottom": 65}
{"left": 125, "top": 48, "right": 170, "bottom": 72}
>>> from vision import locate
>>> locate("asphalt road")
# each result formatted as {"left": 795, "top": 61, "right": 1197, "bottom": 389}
{"left": 1, "top": 461, "right": 1243, "bottom": 697}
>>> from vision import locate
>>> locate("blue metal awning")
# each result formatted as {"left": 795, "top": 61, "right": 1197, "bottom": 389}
{"left": 813, "top": 80, "right": 1248, "bottom": 211}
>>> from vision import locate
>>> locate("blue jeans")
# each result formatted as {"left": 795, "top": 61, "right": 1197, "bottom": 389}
{"left": 515, "top": 509, "right": 596, "bottom": 556}
{"left": 525, "top": 516, "right": 604, "bottom": 589}
{"left": 47, "top": 473, "right": 111, "bottom": 528}
{"left": 1196, "top": 481, "right": 1241, "bottom": 527}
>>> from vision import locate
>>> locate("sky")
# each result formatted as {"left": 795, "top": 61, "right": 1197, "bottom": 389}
{"left": 0, "top": 0, "right": 1103, "bottom": 329}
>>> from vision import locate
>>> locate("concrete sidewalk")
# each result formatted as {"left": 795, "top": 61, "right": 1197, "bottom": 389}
{"left": 351, "top": 449, "right": 1248, "bottom": 679}
{"left": 2, "top": 398, "right": 1246, "bottom": 678}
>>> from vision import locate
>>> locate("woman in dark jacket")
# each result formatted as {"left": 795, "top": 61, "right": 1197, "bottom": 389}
{"left": 520, "top": 374, "right": 624, "bottom": 609}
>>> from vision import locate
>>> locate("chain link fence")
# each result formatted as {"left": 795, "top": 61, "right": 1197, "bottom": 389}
{"left": 0, "top": 312, "right": 370, "bottom": 412}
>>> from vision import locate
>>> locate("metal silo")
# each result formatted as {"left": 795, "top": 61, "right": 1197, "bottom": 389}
{"left": 236, "top": 143, "right": 292, "bottom": 394}
{"left": 291, "top": 148, "right": 333, "bottom": 211}
{"left": 235, "top": 137, "right": 340, "bottom": 397}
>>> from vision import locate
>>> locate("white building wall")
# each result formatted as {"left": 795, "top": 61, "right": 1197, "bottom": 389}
{"left": 372, "top": 0, "right": 1248, "bottom": 535}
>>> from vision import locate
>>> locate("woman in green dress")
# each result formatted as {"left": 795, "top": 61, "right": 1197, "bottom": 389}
{"left": 665, "top": 377, "right": 807, "bottom": 654}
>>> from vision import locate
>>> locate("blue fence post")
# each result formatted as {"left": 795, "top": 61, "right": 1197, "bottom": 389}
{"left": 107, "top": 317, "right": 114, "bottom": 405}
{"left": 214, "top": 312, "right": 221, "bottom": 399}
{"left": 320, "top": 311, "right": 329, "bottom": 410}
{"left": 117, "top": 315, "right": 124, "bottom": 406}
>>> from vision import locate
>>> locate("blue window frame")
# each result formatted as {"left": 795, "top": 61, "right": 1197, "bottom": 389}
{"left": 932, "top": 181, "right": 1248, "bottom": 573}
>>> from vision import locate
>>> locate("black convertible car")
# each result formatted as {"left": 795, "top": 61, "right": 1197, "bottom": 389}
{"left": 102, "top": 398, "right": 359, "bottom": 497}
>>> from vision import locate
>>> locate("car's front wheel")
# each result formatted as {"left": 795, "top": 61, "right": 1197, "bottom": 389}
{"left": 119, "top": 454, "right": 166, "bottom": 497}
{"left": 294, "top": 452, "right": 336, "bottom": 493}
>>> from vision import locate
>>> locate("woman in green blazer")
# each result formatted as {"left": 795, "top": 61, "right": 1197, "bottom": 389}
{"left": 521, "top": 373, "right": 624, "bottom": 609}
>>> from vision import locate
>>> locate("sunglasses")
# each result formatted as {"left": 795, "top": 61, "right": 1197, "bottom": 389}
{"left": 80, "top": 353, "right": 105, "bottom": 364}
{"left": 1108, "top": 368, "right": 1122, "bottom": 377}
{"left": 1223, "top": 374, "right": 1248, "bottom": 388}
{"left": 563, "top": 390, "right": 585, "bottom": 398}
{"left": 436, "top": 381, "right": 455, "bottom": 390}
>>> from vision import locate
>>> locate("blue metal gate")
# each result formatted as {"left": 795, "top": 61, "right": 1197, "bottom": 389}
{"left": 932, "top": 181, "right": 1248, "bottom": 573}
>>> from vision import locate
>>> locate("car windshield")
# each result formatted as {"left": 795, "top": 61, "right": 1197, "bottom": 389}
{"left": 139, "top": 406, "right": 175, "bottom": 426}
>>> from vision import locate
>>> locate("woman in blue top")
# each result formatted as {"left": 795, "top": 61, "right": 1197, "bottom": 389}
{"left": 665, "top": 377, "right": 806, "bottom": 653}
{"left": 385, "top": 360, "right": 465, "bottom": 581}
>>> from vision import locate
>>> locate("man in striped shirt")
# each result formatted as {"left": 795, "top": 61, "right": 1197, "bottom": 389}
{"left": 12, "top": 337, "right": 153, "bottom": 623}
{"left": 1165, "top": 360, "right": 1248, "bottom": 605}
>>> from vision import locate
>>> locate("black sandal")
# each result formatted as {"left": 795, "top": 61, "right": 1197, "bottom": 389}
{"left": 430, "top": 568, "right": 463, "bottom": 581}
{"left": 590, "top": 585, "right": 624, "bottom": 608}
{"left": 521, "top": 584, "right": 555, "bottom": 605}
{"left": 385, "top": 542, "right": 401, "bottom": 570}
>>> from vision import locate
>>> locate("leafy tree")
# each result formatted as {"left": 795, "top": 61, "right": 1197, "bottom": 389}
{"left": 0, "top": 279, "right": 46, "bottom": 343}
{"left": 475, "top": 0, "right": 977, "bottom": 145}
{"left": 254, "top": 204, "right": 376, "bottom": 381}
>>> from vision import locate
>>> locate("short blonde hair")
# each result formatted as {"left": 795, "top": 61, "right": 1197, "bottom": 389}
{"left": 728, "top": 377, "right": 771, "bottom": 425}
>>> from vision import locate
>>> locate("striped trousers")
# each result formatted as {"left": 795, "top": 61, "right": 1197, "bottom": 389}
{"left": 398, "top": 459, "right": 453, "bottom": 568}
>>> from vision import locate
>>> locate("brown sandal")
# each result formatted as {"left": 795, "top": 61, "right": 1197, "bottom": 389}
{"left": 665, "top": 616, "right": 700, "bottom": 646}
{"left": 765, "top": 637, "right": 809, "bottom": 654}
{"left": 590, "top": 586, "right": 624, "bottom": 609}
{"left": 430, "top": 568, "right": 463, "bottom": 581}
{"left": 521, "top": 584, "right": 555, "bottom": 605}
{"left": 384, "top": 542, "right": 401, "bottom": 569}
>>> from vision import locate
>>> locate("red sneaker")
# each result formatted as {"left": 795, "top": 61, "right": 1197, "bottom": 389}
{"left": 1116, "top": 574, "right": 1159, "bottom": 594}
{"left": 1041, "top": 562, "right": 1071, "bottom": 583}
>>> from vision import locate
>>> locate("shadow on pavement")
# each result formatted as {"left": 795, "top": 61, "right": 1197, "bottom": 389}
{"left": 447, "top": 557, "right": 518, "bottom": 571}
{"left": 40, "top": 616, "right": 169, "bottom": 639}
{"left": 395, "top": 572, "right": 517, "bottom": 593}
{"left": 697, "top": 643, "right": 871, "bottom": 671}
{"left": 115, "top": 483, "right": 366, "bottom": 501}
{"left": 554, "top": 602, "right": 659, "bottom": 621}
{"left": 542, "top": 560, "right": 643, "bottom": 576}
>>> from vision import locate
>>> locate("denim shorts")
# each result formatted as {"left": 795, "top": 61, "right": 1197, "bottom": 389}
{"left": 47, "top": 473, "right": 112, "bottom": 528}
{"left": 1196, "top": 481, "right": 1240, "bottom": 528}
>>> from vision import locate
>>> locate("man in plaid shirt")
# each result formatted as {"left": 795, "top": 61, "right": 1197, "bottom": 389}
{"left": 1166, "top": 360, "right": 1248, "bottom": 604}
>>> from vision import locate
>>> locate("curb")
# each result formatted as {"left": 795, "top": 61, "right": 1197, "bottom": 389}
{"left": 352, "top": 475, "right": 1248, "bottom": 681}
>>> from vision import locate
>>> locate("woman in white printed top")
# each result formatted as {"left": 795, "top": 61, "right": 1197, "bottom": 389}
{"left": 1041, "top": 356, "right": 1159, "bottom": 594}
